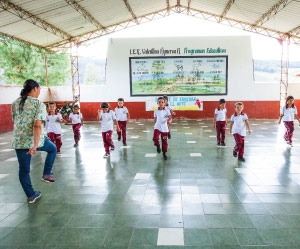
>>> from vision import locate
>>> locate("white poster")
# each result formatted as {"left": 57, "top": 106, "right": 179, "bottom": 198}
{"left": 146, "top": 96, "right": 203, "bottom": 111}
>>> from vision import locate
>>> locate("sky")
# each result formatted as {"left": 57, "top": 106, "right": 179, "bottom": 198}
{"left": 78, "top": 13, "right": 300, "bottom": 61}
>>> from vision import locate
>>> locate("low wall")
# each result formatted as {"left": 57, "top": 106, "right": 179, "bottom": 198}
{"left": 0, "top": 104, "right": 13, "bottom": 133}
{"left": 1, "top": 100, "right": 298, "bottom": 133}
{"left": 73, "top": 100, "right": 283, "bottom": 121}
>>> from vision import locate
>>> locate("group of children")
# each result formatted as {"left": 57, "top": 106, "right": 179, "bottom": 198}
{"left": 151, "top": 96, "right": 252, "bottom": 161}
{"left": 45, "top": 102, "right": 83, "bottom": 154}
{"left": 151, "top": 95, "right": 299, "bottom": 162}
{"left": 213, "top": 95, "right": 300, "bottom": 161}
{"left": 45, "top": 95, "right": 299, "bottom": 162}
{"left": 96, "top": 98, "right": 130, "bottom": 158}
{"left": 213, "top": 98, "right": 251, "bottom": 161}
{"left": 45, "top": 99, "right": 130, "bottom": 158}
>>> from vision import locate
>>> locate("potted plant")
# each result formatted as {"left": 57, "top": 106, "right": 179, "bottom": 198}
{"left": 58, "top": 101, "right": 74, "bottom": 123}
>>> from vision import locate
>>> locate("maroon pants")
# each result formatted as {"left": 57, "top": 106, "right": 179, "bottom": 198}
{"left": 117, "top": 121, "right": 127, "bottom": 143}
{"left": 102, "top": 130, "right": 114, "bottom": 154}
{"left": 233, "top": 133, "right": 245, "bottom": 158}
{"left": 72, "top": 123, "right": 81, "bottom": 144}
{"left": 47, "top": 132, "right": 62, "bottom": 152}
{"left": 283, "top": 121, "right": 294, "bottom": 143}
{"left": 153, "top": 129, "right": 168, "bottom": 153}
{"left": 216, "top": 121, "right": 226, "bottom": 143}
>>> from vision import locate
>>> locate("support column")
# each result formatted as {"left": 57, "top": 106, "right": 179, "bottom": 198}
{"left": 70, "top": 42, "right": 80, "bottom": 105}
{"left": 279, "top": 35, "right": 290, "bottom": 111}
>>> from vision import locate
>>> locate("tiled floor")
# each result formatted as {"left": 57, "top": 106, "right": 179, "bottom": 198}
{"left": 1, "top": 119, "right": 300, "bottom": 248}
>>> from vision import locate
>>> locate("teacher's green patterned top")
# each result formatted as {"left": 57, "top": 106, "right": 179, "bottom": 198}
{"left": 11, "top": 96, "right": 46, "bottom": 149}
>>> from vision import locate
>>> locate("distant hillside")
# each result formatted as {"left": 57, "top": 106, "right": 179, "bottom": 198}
{"left": 253, "top": 59, "right": 300, "bottom": 83}
{"left": 78, "top": 57, "right": 107, "bottom": 85}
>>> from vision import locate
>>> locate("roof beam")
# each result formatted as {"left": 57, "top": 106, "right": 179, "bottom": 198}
{"left": 9, "top": 2, "right": 298, "bottom": 50}
{"left": 187, "top": 0, "right": 191, "bottom": 10}
{"left": 65, "top": 0, "right": 105, "bottom": 30}
{"left": 289, "top": 25, "right": 300, "bottom": 36}
{"left": 165, "top": 0, "right": 171, "bottom": 14}
{"left": 219, "top": 0, "right": 235, "bottom": 21}
{"left": 254, "top": 0, "right": 293, "bottom": 26}
{"left": 174, "top": 0, "right": 182, "bottom": 13}
{"left": 48, "top": 5, "right": 300, "bottom": 49}
{"left": 123, "top": 0, "right": 138, "bottom": 23}
{"left": 0, "top": 31, "right": 46, "bottom": 50}
{"left": 47, "top": 9, "right": 172, "bottom": 49}
{"left": 0, "top": 0, "right": 72, "bottom": 40}
{"left": 180, "top": 6, "right": 300, "bottom": 45}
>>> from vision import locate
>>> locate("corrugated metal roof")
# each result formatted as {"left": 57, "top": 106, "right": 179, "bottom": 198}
{"left": 1, "top": 0, "right": 300, "bottom": 51}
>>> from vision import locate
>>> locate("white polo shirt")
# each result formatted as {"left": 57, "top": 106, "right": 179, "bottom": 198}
{"left": 46, "top": 113, "right": 63, "bottom": 134}
{"left": 231, "top": 113, "right": 248, "bottom": 136}
{"left": 114, "top": 106, "right": 129, "bottom": 121}
{"left": 154, "top": 108, "right": 171, "bottom": 132}
{"left": 280, "top": 106, "right": 297, "bottom": 121}
{"left": 215, "top": 108, "right": 227, "bottom": 121}
{"left": 69, "top": 112, "right": 82, "bottom": 124}
{"left": 100, "top": 110, "right": 116, "bottom": 132}
{"left": 165, "top": 104, "right": 173, "bottom": 113}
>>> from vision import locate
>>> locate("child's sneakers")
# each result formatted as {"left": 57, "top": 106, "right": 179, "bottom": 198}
{"left": 156, "top": 145, "right": 161, "bottom": 153}
{"left": 41, "top": 175, "right": 55, "bottom": 183}
{"left": 163, "top": 152, "right": 167, "bottom": 160}
{"left": 27, "top": 191, "right": 41, "bottom": 204}
{"left": 103, "top": 153, "right": 110, "bottom": 158}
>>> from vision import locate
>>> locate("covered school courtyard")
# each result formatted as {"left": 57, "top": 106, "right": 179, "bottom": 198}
{"left": 1, "top": 0, "right": 300, "bottom": 248}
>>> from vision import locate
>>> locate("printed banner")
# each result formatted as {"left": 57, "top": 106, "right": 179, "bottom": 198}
{"left": 130, "top": 56, "right": 228, "bottom": 96}
{"left": 146, "top": 96, "right": 203, "bottom": 111}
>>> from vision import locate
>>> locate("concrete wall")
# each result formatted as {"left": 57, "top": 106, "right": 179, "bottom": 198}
{"left": 1, "top": 36, "right": 300, "bottom": 133}
{"left": 1, "top": 84, "right": 300, "bottom": 133}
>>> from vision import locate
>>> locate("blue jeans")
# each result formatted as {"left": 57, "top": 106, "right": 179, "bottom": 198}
{"left": 15, "top": 137, "right": 56, "bottom": 197}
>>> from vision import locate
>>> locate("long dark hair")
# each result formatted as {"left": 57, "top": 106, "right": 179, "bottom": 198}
{"left": 285, "top": 95, "right": 295, "bottom": 108}
{"left": 19, "top": 79, "right": 40, "bottom": 113}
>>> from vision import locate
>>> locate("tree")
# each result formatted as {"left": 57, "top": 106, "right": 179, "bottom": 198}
{"left": 0, "top": 36, "right": 70, "bottom": 86}
{"left": 151, "top": 60, "right": 165, "bottom": 88}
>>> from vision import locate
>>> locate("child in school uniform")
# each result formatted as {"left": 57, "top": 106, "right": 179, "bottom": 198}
{"left": 213, "top": 98, "right": 227, "bottom": 146}
{"left": 46, "top": 102, "right": 65, "bottom": 154}
{"left": 97, "top": 102, "right": 120, "bottom": 158}
{"left": 163, "top": 95, "right": 175, "bottom": 139}
{"left": 229, "top": 102, "right": 251, "bottom": 162}
{"left": 153, "top": 97, "right": 172, "bottom": 160}
{"left": 69, "top": 104, "right": 83, "bottom": 147}
{"left": 114, "top": 98, "right": 130, "bottom": 146}
{"left": 278, "top": 95, "right": 300, "bottom": 146}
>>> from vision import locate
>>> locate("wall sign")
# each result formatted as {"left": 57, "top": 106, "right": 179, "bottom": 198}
{"left": 146, "top": 96, "right": 203, "bottom": 111}
{"left": 129, "top": 56, "right": 228, "bottom": 96}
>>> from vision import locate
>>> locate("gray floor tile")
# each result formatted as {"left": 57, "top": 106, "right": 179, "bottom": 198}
{"left": 1, "top": 120, "right": 300, "bottom": 247}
